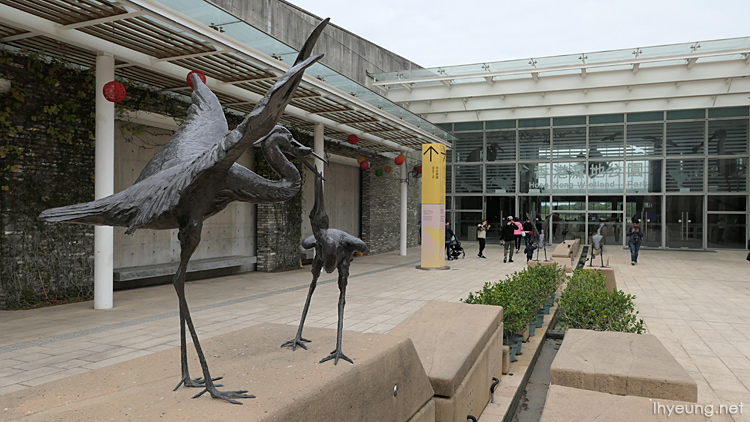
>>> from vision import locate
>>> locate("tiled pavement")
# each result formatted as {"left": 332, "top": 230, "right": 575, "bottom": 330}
{"left": 1, "top": 244, "right": 749, "bottom": 420}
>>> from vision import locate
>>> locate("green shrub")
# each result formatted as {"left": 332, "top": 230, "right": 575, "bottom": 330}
{"left": 557, "top": 269, "right": 645, "bottom": 334}
{"left": 463, "top": 263, "right": 564, "bottom": 340}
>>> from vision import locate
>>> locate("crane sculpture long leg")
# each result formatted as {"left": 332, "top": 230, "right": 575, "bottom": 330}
{"left": 171, "top": 222, "right": 253, "bottom": 403}
{"left": 320, "top": 260, "right": 352, "bottom": 364}
{"left": 280, "top": 258, "right": 323, "bottom": 350}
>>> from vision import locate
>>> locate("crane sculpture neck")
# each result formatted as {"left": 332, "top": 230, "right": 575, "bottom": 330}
{"left": 258, "top": 137, "right": 303, "bottom": 201}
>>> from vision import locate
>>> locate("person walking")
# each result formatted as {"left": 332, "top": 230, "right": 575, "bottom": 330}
{"left": 477, "top": 219, "right": 490, "bottom": 258}
{"left": 513, "top": 217, "right": 524, "bottom": 253}
{"left": 445, "top": 221, "right": 456, "bottom": 260}
{"left": 500, "top": 216, "right": 516, "bottom": 263}
{"left": 523, "top": 217, "right": 534, "bottom": 246}
{"left": 626, "top": 218, "right": 644, "bottom": 265}
{"left": 524, "top": 242, "right": 538, "bottom": 263}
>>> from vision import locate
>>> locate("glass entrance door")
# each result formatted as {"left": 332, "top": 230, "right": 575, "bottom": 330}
{"left": 707, "top": 214, "right": 747, "bottom": 249}
{"left": 666, "top": 196, "right": 704, "bottom": 249}
{"left": 625, "top": 196, "right": 662, "bottom": 248}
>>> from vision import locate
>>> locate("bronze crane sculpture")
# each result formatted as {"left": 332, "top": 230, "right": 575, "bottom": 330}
{"left": 39, "top": 19, "right": 330, "bottom": 404}
{"left": 281, "top": 169, "right": 367, "bottom": 364}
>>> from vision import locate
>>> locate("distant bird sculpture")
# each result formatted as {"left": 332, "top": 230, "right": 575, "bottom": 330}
{"left": 590, "top": 223, "right": 605, "bottom": 267}
{"left": 281, "top": 169, "right": 367, "bottom": 364}
{"left": 538, "top": 214, "right": 551, "bottom": 261}
{"left": 39, "top": 19, "right": 330, "bottom": 404}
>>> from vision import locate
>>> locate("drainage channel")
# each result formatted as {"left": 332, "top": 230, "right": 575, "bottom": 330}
{"left": 509, "top": 335, "right": 563, "bottom": 422}
{"left": 506, "top": 245, "right": 590, "bottom": 422}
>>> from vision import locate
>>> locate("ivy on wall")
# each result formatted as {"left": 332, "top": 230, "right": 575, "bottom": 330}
{"left": 0, "top": 50, "right": 98, "bottom": 309}
{"left": 0, "top": 48, "right": 309, "bottom": 307}
{"left": 0, "top": 49, "right": 199, "bottom": 309}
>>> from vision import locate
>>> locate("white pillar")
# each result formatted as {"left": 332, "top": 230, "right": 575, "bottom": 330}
{"left": 314, "top": 123, "right": 324, "bottom": 179}
{"left": 400, "top": 159, "right": 408, "bottom": 256}
{"left": 94, "top": 52, "right": 115, "bottom": 310}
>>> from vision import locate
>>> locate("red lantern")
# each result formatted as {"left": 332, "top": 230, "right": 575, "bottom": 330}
{"left": 359, "top": 160, "right": 369, "bottom": 170}
{"left": 394, "top": 154, "right": 405, "bottom": 165}
{"left": 187, "top": 70, "right": 206, "bottom": 88}
{"left": 347, "top": 134, "right": 358, "bottom": 145}
{"left": 102, "top": 81, "right": 126, "bottom": 103}
{"left": 417, "top": 165, "right": 422, "bottom": 174}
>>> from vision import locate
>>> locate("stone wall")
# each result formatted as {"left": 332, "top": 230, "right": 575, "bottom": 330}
{"left": 361, "top": 156, "right": 422, "bottom": 255}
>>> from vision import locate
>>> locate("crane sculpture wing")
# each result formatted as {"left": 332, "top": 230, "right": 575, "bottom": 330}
{"left": 40, "top": 19, "right": 329, "bottom": 235}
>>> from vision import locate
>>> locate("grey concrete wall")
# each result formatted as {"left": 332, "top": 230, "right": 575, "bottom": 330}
{"left": 113, "top": 121, "right": 256, "bottom": 268}
{"left": 206, "top": 0, "right": 423, "bottom": 85}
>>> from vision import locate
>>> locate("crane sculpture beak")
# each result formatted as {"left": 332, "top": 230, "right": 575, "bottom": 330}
{"left": 300, "top": 151, "right": 327, "bottom": 180}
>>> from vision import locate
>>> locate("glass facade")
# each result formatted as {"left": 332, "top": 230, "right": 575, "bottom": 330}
{"left": 444, "top": 107, "right": 750, "bottom": 248}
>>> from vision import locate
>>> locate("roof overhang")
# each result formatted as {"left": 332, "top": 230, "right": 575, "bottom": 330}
{"left": 0, "top": 0, "right": 453, "bottom": 154}
{"left": 369, "top": 39, "right": 750, "bottom": 123}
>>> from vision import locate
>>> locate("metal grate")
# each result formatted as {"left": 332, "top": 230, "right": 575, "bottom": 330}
{"left": 79, "top": 16, "right": 214, "bottom": 59}
{"left": 0, "top": 0, "right": 126, "bottom": 26}
{"left": 171, "top": 52, "right": 275, "bottom": 83}
{"left": 116, "top": 65, "right": 184, "bottom": 89}
{"left": 0, "top": 21, "right": 27, "bottom": 38}
{"left": 325, "top": 110, "right": 378, "bottom": 125}
{"left": 7, "top": 36, "right": 97, "bottom": 66}
{"left": 291, "top": 96, "right": 350, "bottom": 114}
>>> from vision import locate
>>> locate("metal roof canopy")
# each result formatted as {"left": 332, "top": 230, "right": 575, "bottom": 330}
{"left": 369, "top": 38, "right": 750, "bottom": 123}
{"left": 0, "top": 0, "right": 452, "bottom": 154}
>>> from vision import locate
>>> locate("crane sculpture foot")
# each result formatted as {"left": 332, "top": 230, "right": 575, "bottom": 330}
{"left": 192, "top": 385, "right": 256, "bottom": 405}
{"left": 319, "top": 348, "right": 353, "bottom": 365}
{"left": 281, "top": 336, "right": 311, "bottom": 351}
{"left": 173, "top": 375, "right": 223, "bottom": 391}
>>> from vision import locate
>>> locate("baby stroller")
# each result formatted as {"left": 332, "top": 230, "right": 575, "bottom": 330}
{"left": 449, "top": 238, "right": 465, "bottom": 260}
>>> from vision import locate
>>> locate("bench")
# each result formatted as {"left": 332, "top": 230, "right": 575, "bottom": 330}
{"left": 113, "top": 255, "right": 256, "bottom": 282}
{"left": 389, "top": 301, "right": 503, "bottom": 422}
{"left": 550, "top": 329, "right": 698, "bottom": 402}
{"left": 541, "top": 385, "right": 731, "bottom": 422}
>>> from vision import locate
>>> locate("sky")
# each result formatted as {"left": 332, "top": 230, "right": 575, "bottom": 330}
{"left": 288, "top": 0, "right": 750, "bottom": 68}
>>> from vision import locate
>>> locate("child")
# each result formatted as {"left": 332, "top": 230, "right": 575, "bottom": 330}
{"left": 524, "top": 243, "right": 538, "bottom": 263}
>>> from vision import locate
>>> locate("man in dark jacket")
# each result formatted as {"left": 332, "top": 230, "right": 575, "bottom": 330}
{"left": 500, "top": 216, "right": 516, "bottom": 263}
{"left": 523, "top": 217, "right": 534, "bottom": 246}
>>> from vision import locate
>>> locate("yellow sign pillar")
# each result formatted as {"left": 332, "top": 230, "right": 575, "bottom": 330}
{"left": 420, "top": 144, "right": 447, "bottom": 269}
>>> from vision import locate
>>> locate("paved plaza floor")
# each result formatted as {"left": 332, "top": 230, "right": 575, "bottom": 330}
{"left": 1, "top": 244, "right": 748, "bottom": 420}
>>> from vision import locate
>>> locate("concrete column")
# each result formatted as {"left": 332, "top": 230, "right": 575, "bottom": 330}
{"left": 314, "top": 123, "right": 324, "bottom": 179}
{"left": 94, "top": 52, "right": 115, "bottom": 310}
{"left": 400, "top": 159, "right": 408, "bottom": 256}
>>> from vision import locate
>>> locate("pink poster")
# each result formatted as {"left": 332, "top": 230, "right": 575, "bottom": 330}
{"left": 421, "top": 204, "right": 445, "bottom": 268}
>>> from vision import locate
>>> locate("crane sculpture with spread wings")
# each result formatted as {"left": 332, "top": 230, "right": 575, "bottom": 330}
{"left": 39, "top": 19, "right": 330, "bottom": 404}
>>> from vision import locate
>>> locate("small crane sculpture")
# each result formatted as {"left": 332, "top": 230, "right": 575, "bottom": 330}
{"left": 590, "top": 223, "right": 605, "bottom": 267}
{"left": 39, "top": 19, "right": 330, "bottom": 404}
{"left": 282, "top": 169, "right": 367, "bottom": 364}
